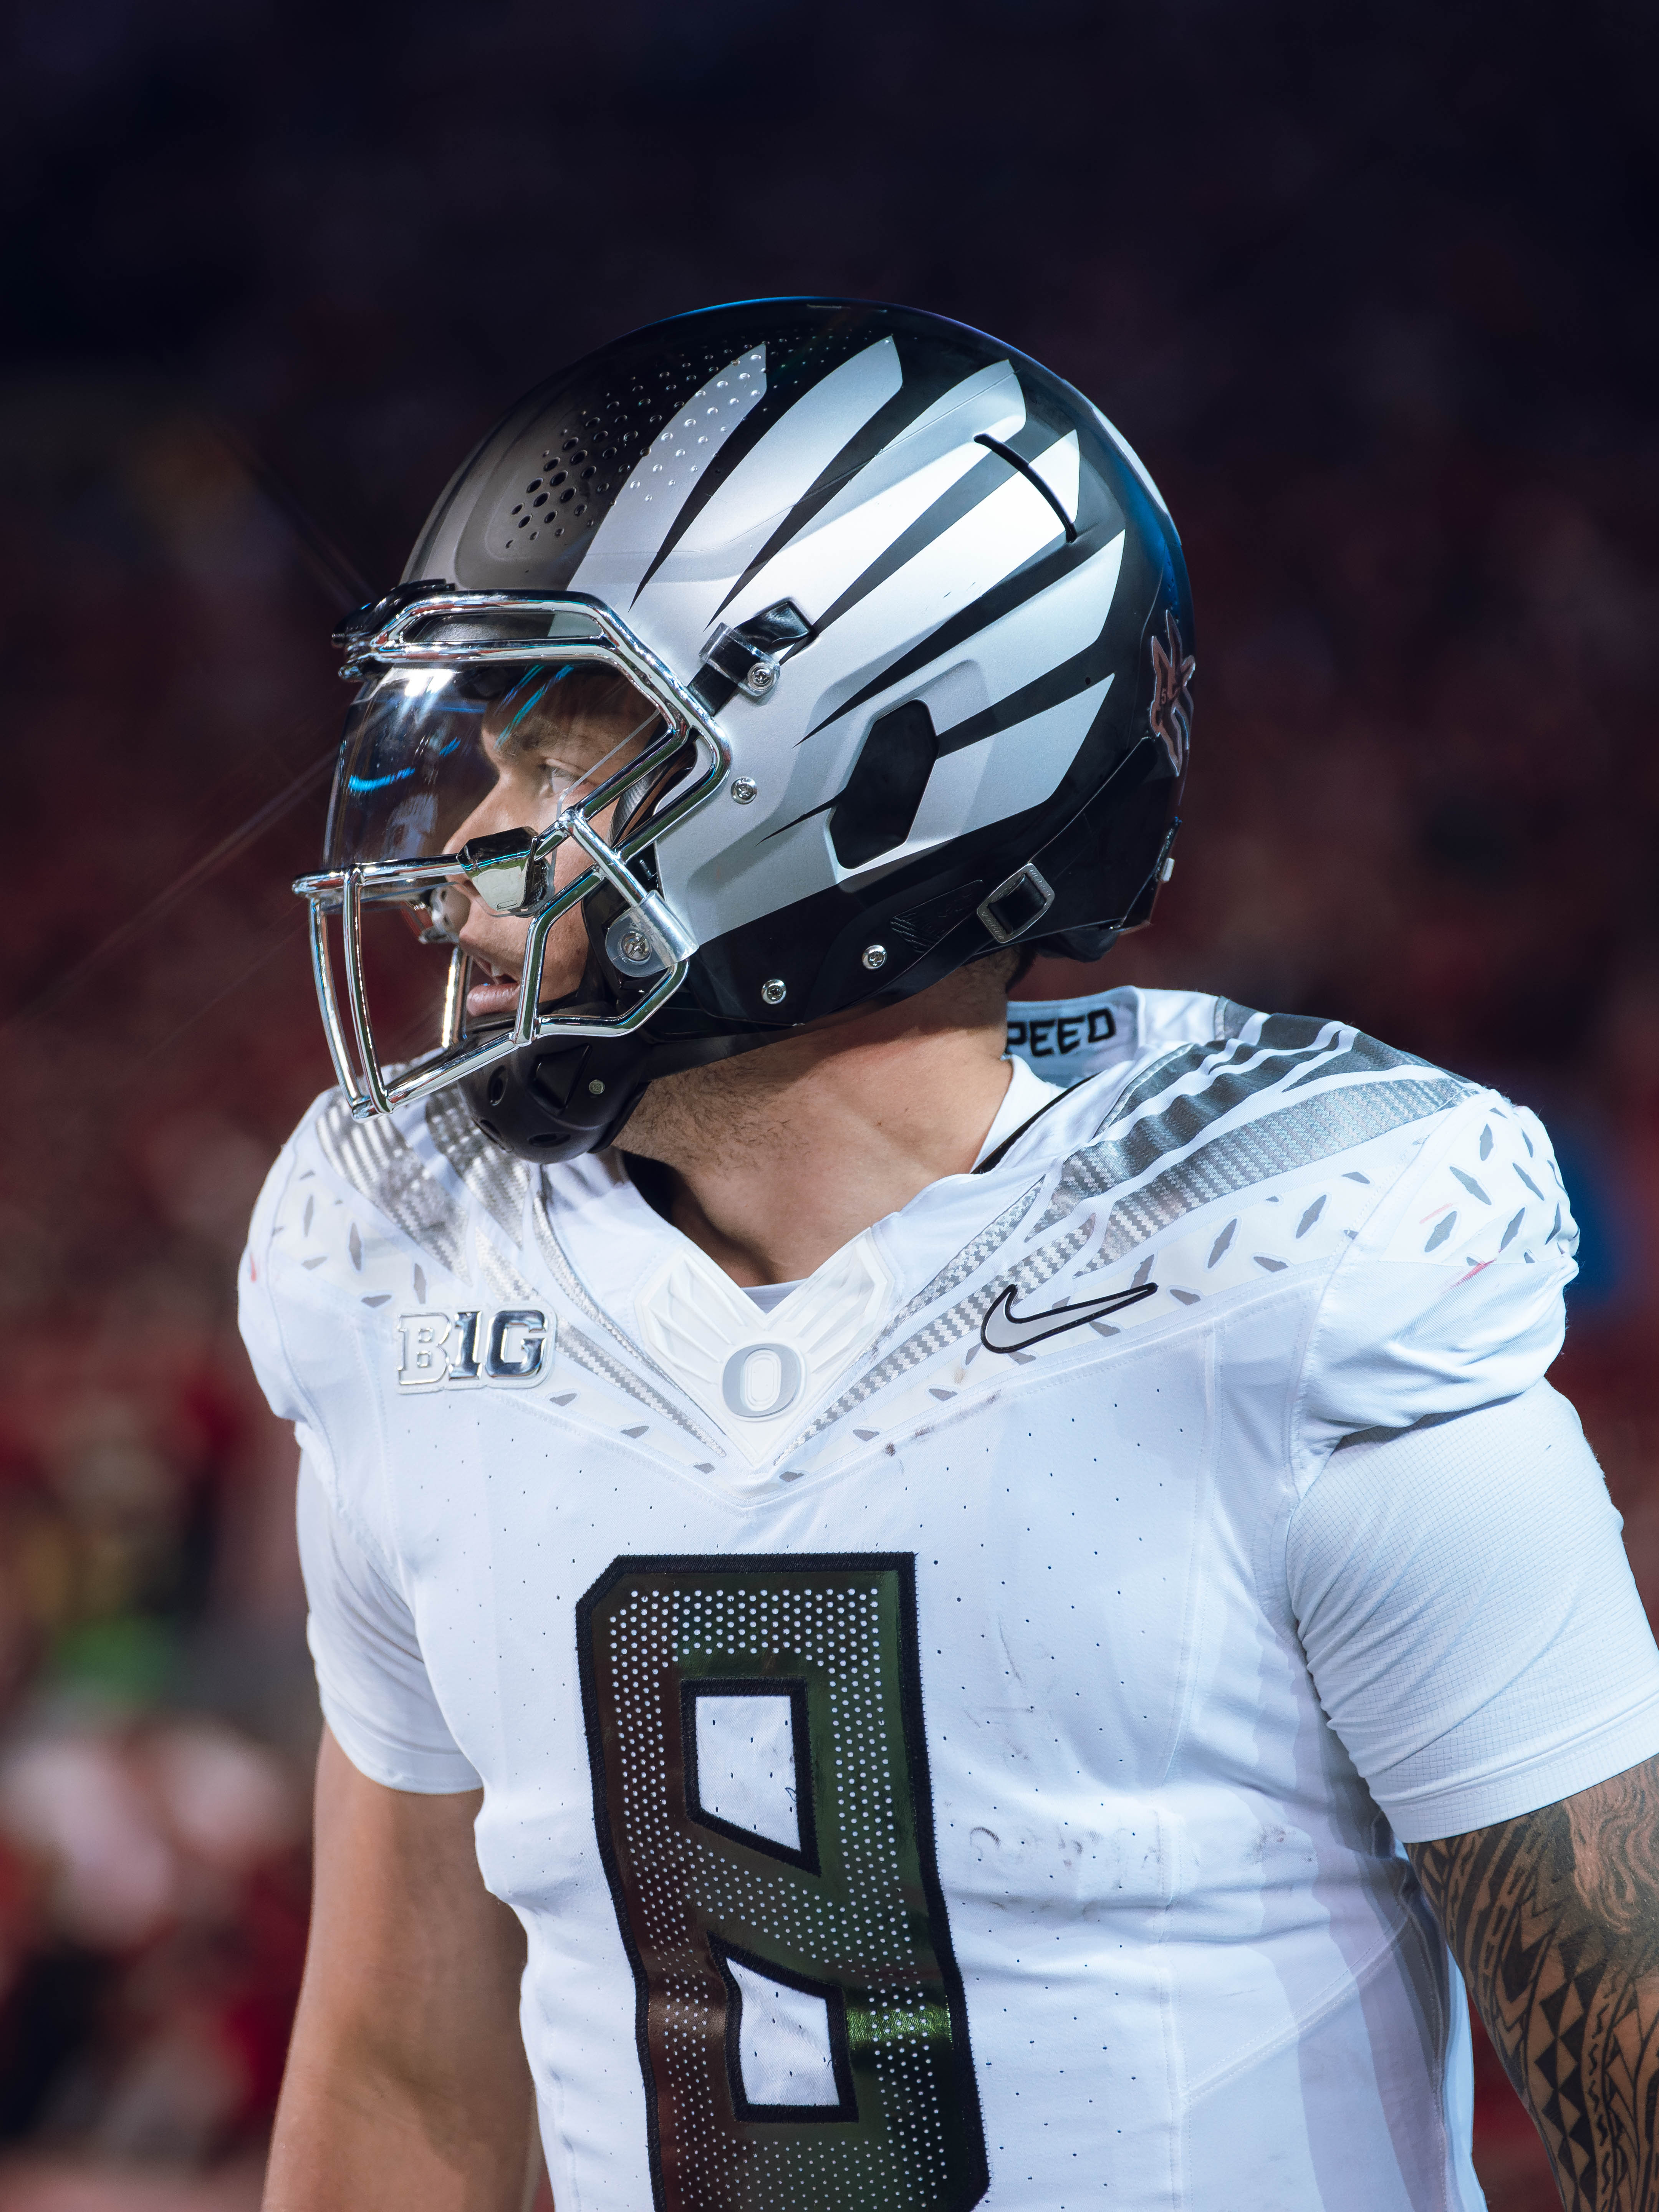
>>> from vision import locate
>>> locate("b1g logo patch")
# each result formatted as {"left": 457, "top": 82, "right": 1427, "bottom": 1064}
{"left": 396, "top": 1308, "right": 551, "bottom": 1390}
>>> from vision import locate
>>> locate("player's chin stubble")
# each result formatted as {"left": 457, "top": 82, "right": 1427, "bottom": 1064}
{"left": 614, "top": 1046, "right": 814, "bottom": 1175}
{"left": 614, "top": 952, "right": 1021, "bottom": 1177}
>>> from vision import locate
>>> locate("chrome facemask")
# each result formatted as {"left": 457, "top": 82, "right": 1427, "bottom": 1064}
{"left": 293, "top": 592, "right": 730, "bottom": 1123}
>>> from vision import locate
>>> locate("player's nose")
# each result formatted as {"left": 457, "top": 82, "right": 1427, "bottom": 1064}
{"left": 442, "top": 778, "right": 533, "bottom": 859}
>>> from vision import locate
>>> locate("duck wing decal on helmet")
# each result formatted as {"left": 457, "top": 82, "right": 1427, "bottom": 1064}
{"left": 296, "top": 299, "right": 1194, "bottom": 1164}
{"left": 569, "top": 345, "right": 772, "bottom": 604}
{"left": 701, "top": 360, "right": 1035, "bottom": 711}
{"left": 707, "top": 353, "right": 1027, "bottom": 628}
{"left": 620, "top": 335, "right": 904, "bottom": 614}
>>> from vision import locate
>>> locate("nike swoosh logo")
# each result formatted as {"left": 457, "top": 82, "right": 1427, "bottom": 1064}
{"left": 980, "top": 1280, "right": 1158, "bottom": 1354}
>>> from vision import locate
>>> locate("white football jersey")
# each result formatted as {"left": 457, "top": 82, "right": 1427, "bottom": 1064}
{"left": 241, "top": 986, "right": 1659, "bottom": 2212}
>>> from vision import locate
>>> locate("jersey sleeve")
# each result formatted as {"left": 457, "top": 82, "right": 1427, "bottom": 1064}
{"left": 1293, "top": 1088, "right": 1578, "bottom": 1462}
{"left": 238, "top": 1097, "right": 389, "bottom": 1500}
{"left": 238, "top": 1113, "right": 331, "bottom": 1474}
{"left": 239, "top": 1104, "right": 477, "bottom": 1795}
{"left": 1288, "top": 1382, "right": 1659, "bottom": 1841}
{"left": 296, "top": 1455, "right": 480, "bottom": 1794}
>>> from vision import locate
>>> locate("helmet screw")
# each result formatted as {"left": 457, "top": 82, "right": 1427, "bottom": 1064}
{"left": 618, "top": 929, "right": 651, "bottom": 964}
{"left": 761, "top": 978, "right": 787, "bottom": 1006}
{"left": 588, "top": 1078, "right": 606, "bottom": 1095}
{"left": 861, "top": 943, "right": 887, "bottom": 971}
{"left": 743, "top": 658, "right": 779, "bottom": 695}
{"left": 730, "top": 777, "right": 758, "bottom": 804}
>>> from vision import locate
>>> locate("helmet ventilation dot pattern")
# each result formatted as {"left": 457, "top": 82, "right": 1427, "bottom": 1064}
{"left": 492, "top": 410, "right": 627, "bottom": 551}
{"left": 488, "top": 339, "right": 786, "bottom": 558}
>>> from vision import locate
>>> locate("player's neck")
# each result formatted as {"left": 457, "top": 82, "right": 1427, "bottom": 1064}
{"left": 616, "top": 968, "right": 1015, "bottom": 1288}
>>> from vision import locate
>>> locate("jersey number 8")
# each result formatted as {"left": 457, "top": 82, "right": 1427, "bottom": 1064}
{"left": 578, "top": 1554, "right": 989, "bottom": 2212}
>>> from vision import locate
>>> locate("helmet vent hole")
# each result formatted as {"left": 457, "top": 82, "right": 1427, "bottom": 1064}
{"left": 491, "top": 339, "right": 767, "bottom": 562}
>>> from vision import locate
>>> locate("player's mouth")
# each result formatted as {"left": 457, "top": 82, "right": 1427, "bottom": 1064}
{"left": 465, "top": 963, "right": 522, "bottom": 1020}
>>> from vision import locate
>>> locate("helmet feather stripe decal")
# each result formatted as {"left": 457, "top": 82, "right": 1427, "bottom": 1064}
{"left": 707, "top": 354, "right": 1023, "bottom": 626}
{"left": 798, "top": 447, "right": 1016, "bottom": 640}
{"left": 803, "top": 431, "right": 1078, "bottom": 652}
{"left": 761, "top": 544, "right": 1128, "bottom": 869}
{"left": 628, "top": 332, "right": 901, "bottom": 606}
{"left": 932, "top": 532, "right": 1126, "bottom": 758}
{"left": 802, "top": 527, "right": 1105, "bottom": 740}
{"left": 772, "top": 467, "right": 1072, "bottom": 756}
{"left": 571, "top": 347, "right": 769, "bottom": 606}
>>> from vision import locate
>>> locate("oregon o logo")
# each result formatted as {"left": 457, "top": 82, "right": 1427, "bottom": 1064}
{"left": 721, "top": 1341, "right": 804, "bottom": 1419}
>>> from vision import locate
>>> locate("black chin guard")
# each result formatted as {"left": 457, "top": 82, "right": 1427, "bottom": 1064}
{"left": 456, "top": 916, "right": 1046, "bottom": 1166}
{"left": 459, "top": 1023, "right": 659, "bottom": 1163}
{"left": 457, "top": 1000, "right": 775, "bottom": 1165}
{"left": 457, "top": 884, "right": 758, "bottom": 1162}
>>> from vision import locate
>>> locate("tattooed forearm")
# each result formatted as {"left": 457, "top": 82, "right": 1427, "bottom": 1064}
{"left": 1409, "top": 1755, "right": 1659, "bottom": 2211}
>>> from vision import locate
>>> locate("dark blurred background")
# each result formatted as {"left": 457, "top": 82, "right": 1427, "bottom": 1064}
{"left": 0, "top": 2, "right": 1654, "bottom": 2204}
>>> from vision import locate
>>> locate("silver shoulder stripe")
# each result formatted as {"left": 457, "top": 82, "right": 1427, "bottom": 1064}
{"left": 1280, "top": 1026, "right": 1436, "bottom": 1090}
{"left": 794, "top": 1210, "right": 1096, "bottom": 1449}
{"left": 530, "top": 1195, "right": 725, "bottom": 1452}
{"left": 474, "top": 1231, "right": 540, "bottom": 1308}
{"left": 801, "top": 1070, "right": 1468, "bottom": 1450}
{"left": 875, "top": 1180, "right": 1045, "bottom": 1349}
{"left": 1103, "top": 1018, "right": 1348, "bottom": 1131}
{"left": 313, "top": 1096, "right": 471, "bottom": 1283}
{"left": 1074, "top": 1074, "right": 1470, "bottom": 1278}
{"left": 423, "top": 1091, "right": 536, "bottom": 1239}
{"left": 559, "top": 1326, "right": 718, "bottom": 1444}
{"left": 1043, "top": 1025, "right": 1447, "bottom": 1237}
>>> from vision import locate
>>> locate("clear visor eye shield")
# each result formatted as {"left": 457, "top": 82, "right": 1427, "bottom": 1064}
{"left": 293, "top": 594, "right": 730, "bottom": 1124}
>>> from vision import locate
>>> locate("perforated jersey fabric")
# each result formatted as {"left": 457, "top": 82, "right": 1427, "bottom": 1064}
{"left": 242, "top": 985, "right": 1659, "bottom": 2212}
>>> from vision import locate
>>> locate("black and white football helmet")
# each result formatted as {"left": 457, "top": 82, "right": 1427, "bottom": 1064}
{"left": 296, "top": 298, "right": 1194, "bottom": 1161}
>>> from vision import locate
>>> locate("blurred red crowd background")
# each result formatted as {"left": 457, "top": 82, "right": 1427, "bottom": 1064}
{"left": 0, "top": 2, "right": 1654, "bottom": 2204}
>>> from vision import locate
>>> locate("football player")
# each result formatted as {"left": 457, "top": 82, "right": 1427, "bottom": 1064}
{"left": 243, "top": 300, "right": 1659, "bottom": 2211}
